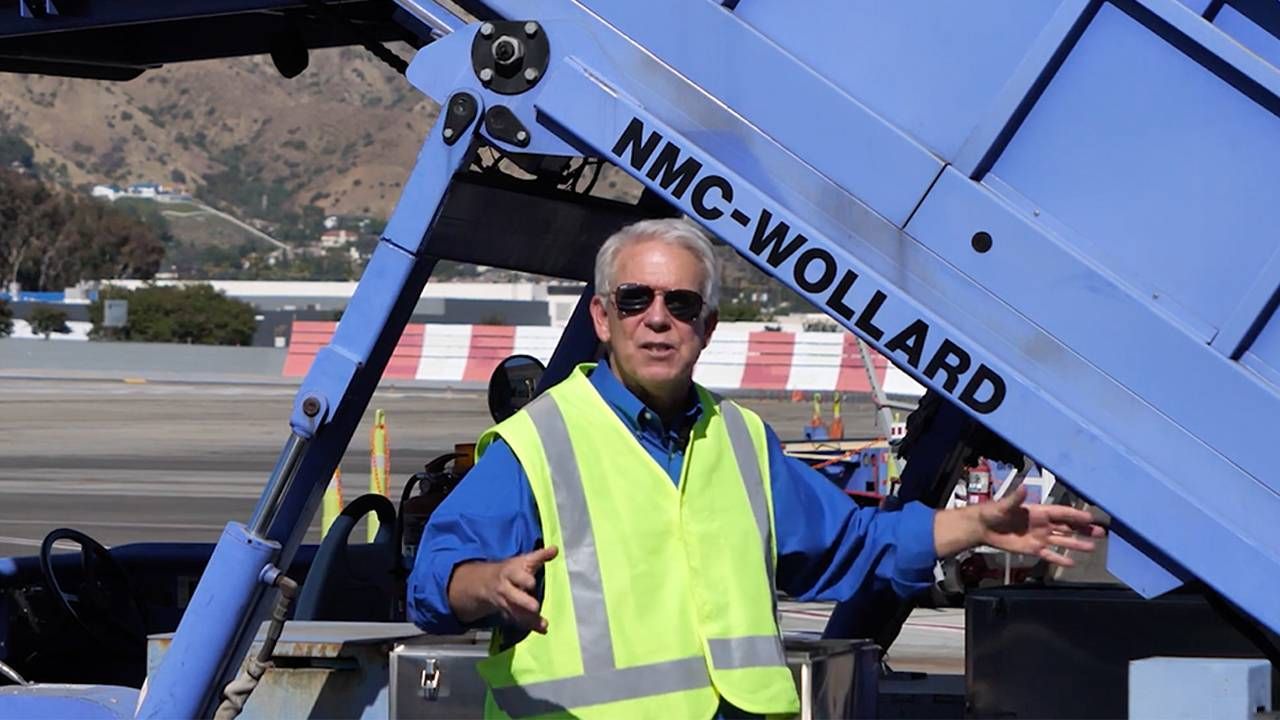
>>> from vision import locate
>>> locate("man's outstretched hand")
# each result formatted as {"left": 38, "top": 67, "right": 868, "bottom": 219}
{"left": 935, "top": 486, "right": 1105, "bottom": 566}
{"left": 448, "top": 546, "right": 560, "bottom": 633}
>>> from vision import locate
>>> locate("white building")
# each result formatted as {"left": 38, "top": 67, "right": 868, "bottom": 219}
{"left": 91, "top": 184, "right": 121, "bottom": 200}
{"left": 100, "top": 279, "right": 587, "bottom": 327}
{"left": 126, "top": 182, "right": 162, "bottom": 198}
{"left": 318, "top": 229, "right": 358, "bottom": 249}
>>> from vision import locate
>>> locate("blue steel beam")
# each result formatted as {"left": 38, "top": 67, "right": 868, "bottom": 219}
{"left": 139, "top": 91, "right": 483, "bottom": 717}
{"left": 404, "top": 0, "right": 1280, "bottom": 634}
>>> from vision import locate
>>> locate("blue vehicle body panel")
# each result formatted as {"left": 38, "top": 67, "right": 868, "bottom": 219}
{"left": 0, "top": 684, "right": 138, "bottom": 719}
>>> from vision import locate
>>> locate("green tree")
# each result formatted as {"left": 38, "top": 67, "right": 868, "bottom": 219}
{"left": 719, "top": 299, "right": 766, "bottom": 322}
{"left": 91, "top": 284, "right": 256, "bottom": 345}
{"left": 0, "top": 133, "right": 34, "bottom": 169}
{"left": 0, "top": 299, "right": 12, "bottom": 337}
{"left": 0, "top": 169, "right": 65, "bottom": 290}
{"left": 0, "top": 170, "right": 164, "bottom": 291}
{"left": 28, "top": 305, "right": 69, "bottom": 339}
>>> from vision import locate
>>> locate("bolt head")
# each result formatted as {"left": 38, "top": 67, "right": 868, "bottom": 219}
{"left": 524, "top": 21, "right": 539, "bottom": 36}
{"left": 523, "top": 67, "right": 540, "bottom": 82}
{"left": 302, "top": 397, "right": 321, "bottom": 417}
{"left": 515, "top": 130, "right": 529, "bottom": 143}
{"left": 479, "top": 68, "right": 494, "bottom": 82}
{"left": 480, "top": 22, "right": 495, "bottom": 38}
{"left": 442, "top": 127, "right": 455, "bottom": 139}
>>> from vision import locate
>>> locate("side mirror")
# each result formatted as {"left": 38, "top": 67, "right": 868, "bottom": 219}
{"left": 488, "top": 354, "right": 547, "bottom": 423}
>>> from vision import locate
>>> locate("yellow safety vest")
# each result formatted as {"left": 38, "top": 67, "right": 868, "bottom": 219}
{"left": 473, "top": 364, "right": 801, "bottom": 719}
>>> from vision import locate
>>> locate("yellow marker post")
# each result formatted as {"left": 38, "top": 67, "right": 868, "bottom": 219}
{"left": 829, "top": 392, "right": 844, "bottom": 439}
{"left": 368, "top": 409, "right": 390, "bottom": 542}
{"left": 808, "top": 389, "right": 829, "bottom": 435}
{"left": 322, "top": 468, "right": 343, "bottom": 537}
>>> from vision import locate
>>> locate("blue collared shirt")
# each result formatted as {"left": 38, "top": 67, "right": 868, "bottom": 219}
{"left": 408, "top": 360, "right": 938, "bottom": 637}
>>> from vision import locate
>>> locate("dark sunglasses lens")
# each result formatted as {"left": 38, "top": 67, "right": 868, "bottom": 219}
{"left": 615, "top": 285, "right": 655, "bottom": 314}
{"left": 664, "top": 290, "right": 704, "bottom": 321}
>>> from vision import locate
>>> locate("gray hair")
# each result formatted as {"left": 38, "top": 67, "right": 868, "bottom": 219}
{"left": 594, "top": 218, "right": 720, "bottom": 312}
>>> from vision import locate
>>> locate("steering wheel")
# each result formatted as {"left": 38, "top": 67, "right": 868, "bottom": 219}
{"left": 39, "top": 528, "right": 148, "bottom": 647}
{"left": 294, "top": 494, "right": 398, "bottom": 621}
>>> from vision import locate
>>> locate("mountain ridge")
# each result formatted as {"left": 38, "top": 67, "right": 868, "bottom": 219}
{"left": 0, "top": 45, "right": 438, "bottom": 226}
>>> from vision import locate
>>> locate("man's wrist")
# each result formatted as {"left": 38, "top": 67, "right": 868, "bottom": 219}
{"left": 965, "top": 505, "right": 988, "bottom": 548}
{"left": 933, "top": 505, "right": 988, "bottom": 557}
{"left": 448, "top": 560, "right": 499, "bottom": 624}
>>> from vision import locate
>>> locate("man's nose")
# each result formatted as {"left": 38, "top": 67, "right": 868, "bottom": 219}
{"left": 642, "top": 295, "right": 674, "bottom": 329}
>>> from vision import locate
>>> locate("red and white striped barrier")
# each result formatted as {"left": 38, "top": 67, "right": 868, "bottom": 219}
{"left": 283, "top": 321, "right": 925, "bottom": 396}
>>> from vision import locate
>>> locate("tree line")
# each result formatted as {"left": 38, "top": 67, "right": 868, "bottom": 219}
{"left": 0, "top": 168, "right": 165, "bottom": 292}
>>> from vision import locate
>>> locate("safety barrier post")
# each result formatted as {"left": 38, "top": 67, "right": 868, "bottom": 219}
{"left": 829, "top": 392, "right": 844, "bottom": 439}
{"left": 321, "top": 468, "right": 343, "bottom": 537}
{"left": 368, "top": 408, "right": 390, "bottom": 542}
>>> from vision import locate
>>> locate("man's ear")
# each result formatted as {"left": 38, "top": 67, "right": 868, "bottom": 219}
{"left": 589, "top": 294, "right": 611, "bottom": 344}
{"left": 700, "top": 310, "right": 719, "bottom": 349}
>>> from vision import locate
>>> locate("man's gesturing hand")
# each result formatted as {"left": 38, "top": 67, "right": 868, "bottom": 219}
{"left": 976, "top": 486, "right": 1103, "bottom": 566}
{"left": 448, "top": 546, "right": 560, "bottom": 633}
{"left": 934, "top": 486, "right": 1105, "bottom": 565}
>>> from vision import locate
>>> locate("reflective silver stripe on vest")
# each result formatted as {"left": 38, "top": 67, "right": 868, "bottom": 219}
{"left": 526, "top": 395, "right": 615, "bottom": 672}
{"left": 709, "top": 635, "right": 789, "bottom": 670}
{"left": 491, "top": 656, "right": 709, "bottom": 718}
{"left": 719, "top": 401, "right": 778, "bottom": 608}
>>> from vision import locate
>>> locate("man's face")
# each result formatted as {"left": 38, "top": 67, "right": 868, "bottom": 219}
{"left": 590, "top": 238, "right": 718, "bottom": 399}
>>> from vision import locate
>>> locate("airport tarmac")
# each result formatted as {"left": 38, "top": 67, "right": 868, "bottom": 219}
{"left": 0, "top": 376, "right": 961, "bottom": 674}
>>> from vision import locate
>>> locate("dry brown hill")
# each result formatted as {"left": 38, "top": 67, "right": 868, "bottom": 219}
{"left": 0, "top": 44, "right": 438, "bottom": 222}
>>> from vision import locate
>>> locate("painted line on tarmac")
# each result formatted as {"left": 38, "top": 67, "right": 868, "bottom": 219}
{"left": 781, "top": 608, "right": 835, "bottom": 619}
{"left": 0, "top": 483, "right": 262, "bottom": 499}
{"left": 0, "top": 535, "right": 80, "bottom": 551}
{"left": 0, "top": 519, "right": 226, "bottom": 531}
{"left": 782, "top": 607, "right": 964, "bottom": 633}
{"left": 900, "top": 621, "right": 965, "bottom": 633}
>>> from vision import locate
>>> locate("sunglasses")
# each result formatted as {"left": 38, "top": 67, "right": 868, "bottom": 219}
{"left": 612, "top": 283, "right": 706, "bottom": 323}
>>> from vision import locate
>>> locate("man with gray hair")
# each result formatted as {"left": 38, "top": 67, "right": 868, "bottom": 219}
{"left": 408, "top": 218, "right": 1100, "bottom": 719}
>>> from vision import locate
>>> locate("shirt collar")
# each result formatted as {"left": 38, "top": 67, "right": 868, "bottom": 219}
{"left": 587, "top": 357, "right": 703, "bottom": 436}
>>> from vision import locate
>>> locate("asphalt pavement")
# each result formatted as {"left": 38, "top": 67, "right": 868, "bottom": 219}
{"left": 0, "top": 376, "right": 961, "bottom": 673}
{"left": 0, "top": 377, "right": 879, "bottom": 549}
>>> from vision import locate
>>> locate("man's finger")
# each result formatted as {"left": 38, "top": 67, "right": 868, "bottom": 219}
{"left": 1038, "top": 547, "right": 1076, "bottom": 567}
{"left": 1000, "top": 485, "right": 1028, "bottom": 508}
{"left": 1047, "top": 534, "right": 1097, "bottom": 553}
{"left": 497, "top": 590, "right": 550, "bottom": 634}
{"left": 506, "top": 567, "right": 537, "bottom": 592}
{"left": 1052, "top": 522, "right": 1106, "bottom": 538}
{"left": 499, "top": 581, "right": 542, "bottom": 616}
{"left": 524, "top": 545, "right": 559, "bottom": 568}
{"left": 502, "top": 603, "right": 550, "bottom": 634}
{"left": 1042, "top": 505, "right": 1098, "bottom": 527}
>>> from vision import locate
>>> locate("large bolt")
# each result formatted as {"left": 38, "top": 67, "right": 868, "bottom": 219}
{"left": 478, "top": 68, "right": 494, "bottom": 83}
{"left": 479, "top": 22, "right": 495, "bottom": 38}
{"left": 523, "top": 67, "right": 540, "bottom": 82}
{"left": 302, "top": 397, "right": 321, "bottom": 417}
{"left": 491, "top": 35, "right": 524, "bottom": 66}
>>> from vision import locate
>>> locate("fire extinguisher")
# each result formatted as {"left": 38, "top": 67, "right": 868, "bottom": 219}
{"left": 395, "top": 443, "right": 475, "bottom": 568}
{"left": 966, "top": 458, "right": 993, "bottom": 504}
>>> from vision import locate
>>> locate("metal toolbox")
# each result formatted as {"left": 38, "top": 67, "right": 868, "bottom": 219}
{"left": 786, "top": 633, "right": 880, "bottom": 719}
{"left": 390, "top": 632, "right": 491, "bottom": 719}
{"left": 391, "top": 632, "right": 879, "bottom": 719}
